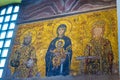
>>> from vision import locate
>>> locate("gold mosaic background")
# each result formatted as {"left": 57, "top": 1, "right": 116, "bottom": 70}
{"left": 10, "top": 8, "right": 118, "bottom": 77}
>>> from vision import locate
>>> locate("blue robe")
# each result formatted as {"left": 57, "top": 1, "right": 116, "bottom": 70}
{"left": 45, "top": 36, "right": 72, "bottom": 77}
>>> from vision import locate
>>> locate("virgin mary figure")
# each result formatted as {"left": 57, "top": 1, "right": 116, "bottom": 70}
{"left": 45, "top": 24, "right": 72, "bottom": 77}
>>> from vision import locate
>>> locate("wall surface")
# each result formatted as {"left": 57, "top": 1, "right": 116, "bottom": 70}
{"left": 117, "top": 0, "right": 120, "bottom": 75}
{"left": 17, "top": 0, "right": 116, "bottom": 24}
{"left": 5, "top": 0, "right": 119, "bottom": 79}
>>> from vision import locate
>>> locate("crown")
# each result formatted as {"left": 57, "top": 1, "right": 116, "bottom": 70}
{"left": 24, "top": 32, "right": 32, "bottom": 38}
{"left": 92, "top": 20, "right": 105, "bottom": 28}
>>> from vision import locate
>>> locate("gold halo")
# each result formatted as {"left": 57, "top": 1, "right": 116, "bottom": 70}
{"left": 55, "top": 39, "right": 65, "bottom": 48}
{"left": 53, "top": 19, "right": 72, "bottom": 37}
{"left": 88, "top": 18, "right": 110, "bottom": 37}
{"left": 20, "top": 30, "right": 36, "bottom": 44}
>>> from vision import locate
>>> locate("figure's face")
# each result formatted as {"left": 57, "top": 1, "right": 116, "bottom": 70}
{"left": 57, "top": 41, "right": 63, "bottom": 48}
{"left": 93, "top": 27, "right": 103, "bottom": 38}
{"left": 23, "top": 36, "right": 32, "bottom": 45}
{"left": 58, "top": 28, "right": 65, "bottom": 36}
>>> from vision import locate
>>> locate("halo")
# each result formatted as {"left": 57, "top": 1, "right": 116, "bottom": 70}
{"left": 88, "top": 18, "right": 110, "bottom": 37}
{"left": 20, "top": 29, "right": 36, "bottom": 44}
{"left": 55, "top": 39, "right": 65, "bottom": 48}
{"left": 53, "top": 19, "right": 72, "bottom": 37}
{"left": 88, "top": 19, "right": 105, "bottom": 29}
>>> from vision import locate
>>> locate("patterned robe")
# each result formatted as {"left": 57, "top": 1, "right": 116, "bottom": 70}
{"left": 10, "top": 45, "right": 38, "bottom": 78}
{"left": 84, "top": 37, "right": 114, "bottom": 74}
